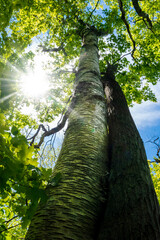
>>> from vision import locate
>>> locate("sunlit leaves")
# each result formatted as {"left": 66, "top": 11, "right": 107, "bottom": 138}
{"left": 0, "top": 113, "right": 54, "bottom": 238}
{"left": 0, "top": 0, "right": 160, "bottom": 238}
{"left": 149, "top": 161, "right": 160, "bottom": 203}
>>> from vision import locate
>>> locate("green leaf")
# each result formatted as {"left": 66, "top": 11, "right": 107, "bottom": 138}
{"left": 11, "top": 126, "right": 19, "bottom": 136}
{"left": 49, "top": 172, "right": 62, "bottom": 187}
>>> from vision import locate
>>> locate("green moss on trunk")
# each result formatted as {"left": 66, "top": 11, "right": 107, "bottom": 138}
{"left": 25, "top": 29, "right": 108, "bottom": 240}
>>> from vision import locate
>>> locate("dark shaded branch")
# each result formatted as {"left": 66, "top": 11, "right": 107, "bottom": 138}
{"left": 132, "top": 0, "right": 153, "bottom": 29}
{"left": 28, "top": 124, "right": 48, "bottom": 145}
{"left": 87, "top": 0, "right": 100, "bottom": 22}
{"left": 39, "top": 43, "right": 67, "bottom": 56}
{"left": 34, "top": 108, "right": 71, "bottom": 149}
{"left": 149, "top": 160, "right": 160, "bottom": 163}
{"left": 146, "top": 137, "right": 160, "bottom": 162}
{"left": 113, "top": 51, "right": 132, "bottom": 64}
{"left": 118, "top": 0, "right": 136, "bottom": 58}
{"left": 4, "top": 216, "right": 18, "bottom": 224}
{"left": 143, "top": 18, "right": 159, "bottom": 40}
{"left": 146, "top": 137, "right": 160, "bottom": 148}
{"left": 0, "top": 224, "right": 21, "bottom": 234}
{"left": 29, "top": 95, "right": 73, "bottom": 149}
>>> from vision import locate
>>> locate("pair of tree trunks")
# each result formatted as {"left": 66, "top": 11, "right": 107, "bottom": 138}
{"left": 25, "top": 28, "right": 160, "bottom": 239}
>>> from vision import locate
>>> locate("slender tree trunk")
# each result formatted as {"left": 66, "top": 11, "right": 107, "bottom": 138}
{"left": 25, "top": 28, "right": 108, "bottom": 240}
{"left": 98, "top": 67, "right": 160, "bottom": 240}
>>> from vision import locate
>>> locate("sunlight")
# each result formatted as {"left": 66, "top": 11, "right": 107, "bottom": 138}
{"left": 21, "top": 71, "right": 49, "bottom": 98}
{"left": 20, "top": 54, "right": 50, "bottom": 98}
{"left": 0, "top": 92, "right": 17, "bottom": 103}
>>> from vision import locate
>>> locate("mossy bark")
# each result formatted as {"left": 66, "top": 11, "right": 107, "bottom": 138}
{"left": 98, "top": 70, "right": 160, "bottom": 240}
{"left": 25, "top": 29, "right": 108, "bottom": 240}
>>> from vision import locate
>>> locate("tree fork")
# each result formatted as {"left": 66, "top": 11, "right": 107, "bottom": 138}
{"left": 98, "top": 66, "right": 160, "bottom": 240}
{"left": 25, "top": 28, "right": 108, "bottom": 240}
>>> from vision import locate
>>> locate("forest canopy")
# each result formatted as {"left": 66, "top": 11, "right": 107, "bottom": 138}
{"left": 0, "top": 0, "right": 160, "bottom": 239}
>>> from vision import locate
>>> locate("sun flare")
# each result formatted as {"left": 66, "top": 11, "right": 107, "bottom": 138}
{"left": 20, "top": 54, "right": 50, "bottom": 98}
{"left": 21, "top": 71, "right": 49, "bottom": 98}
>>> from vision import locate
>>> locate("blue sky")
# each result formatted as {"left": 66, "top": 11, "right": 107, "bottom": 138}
{"left": 130, "top": 82, "right": 160, "bottom": 161}
{"left": 54, "top": 86, "right": 160, "bottom": 163}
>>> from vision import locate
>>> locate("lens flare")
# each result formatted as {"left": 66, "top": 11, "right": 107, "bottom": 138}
{"left": 20, "top": 70, "right": 49, "bottom": 98}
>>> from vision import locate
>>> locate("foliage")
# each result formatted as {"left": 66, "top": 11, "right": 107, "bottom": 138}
{"left": 149, "top": 161, "right": 160, "bottom": 203}
{"left": 0, "top": 0, "right": 160, "bottom": 238}
{"left": 0, "top": 113, "right": 57, "bottom": 238}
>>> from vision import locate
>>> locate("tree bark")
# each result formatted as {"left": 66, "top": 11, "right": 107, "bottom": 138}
{"left": 98, "top": 67, "right": 160, "bottom": 240}
{"left": 25, "top": 28, "right": 108, "bottom": 240}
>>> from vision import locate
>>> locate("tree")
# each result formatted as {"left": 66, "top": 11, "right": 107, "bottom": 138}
{"left": 98, "top": 65, "right": 160, "bottom": 239}
{"left": 0, "top": 0, "right": 160, "bottom": 239}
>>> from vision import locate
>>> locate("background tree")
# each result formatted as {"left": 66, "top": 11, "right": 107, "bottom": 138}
{"left": 0, "top": 0, "right": 160, "bottom": 239}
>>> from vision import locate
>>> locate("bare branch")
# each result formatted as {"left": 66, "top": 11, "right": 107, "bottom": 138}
{"left": 29, "top": 95, "right": 74, "bottom": 148}
{"left": 131, "top": 0, "right": 153, "bottom": 29}
{"left": 34, "top": 108, "right": 71, "bottom": 149}
{"left": 118, "top": 0, "right": 136, "bottom": 58}
{"left": 28, "top": 124, "right": 48, "bottom": 146}
{"left": 146, "top": 137, "right": 160, "bottom": 162}
{"left": 146, "top": 137, "right": 159, "bottom": 148}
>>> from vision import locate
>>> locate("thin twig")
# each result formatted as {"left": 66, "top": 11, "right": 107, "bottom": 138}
{"left": 39, "top": 43, "right": 67, "bottom": 56}
{"left": 118, "top": 0, "right": 136, "bottom": 58}
{"left": 87, "top": 0, "right": 100, "bottom": 22}
{"left": 143, "top": 18, "right": 159, "bottom": 40}
{"left": 4, "top": 216, "right": 18, "bottom": 224}
{"left": 51, "top": 134, "right": 57, "bottom": 158}
{"left": 26, "top": 127, "right": 34, "bottom": 139}
{"left": 34, "top": 110, "right": 70, "bottom": 148}
{"left": 0, "top": 224, "right": 21, "bottom": 234}
{"left": 30, "top": 95, "right": 74, "bottom": 148}
{"left": 113, "top": 51, "right": 132, "bottom": 64}
{"left": 28, "top": 124, "right": 48, "bottom": 145}
{"left": 146, "top": 137, "right": 160, "bottom": 162}
{"left": 30, "top": 96, "right": 73, "bottom": 158}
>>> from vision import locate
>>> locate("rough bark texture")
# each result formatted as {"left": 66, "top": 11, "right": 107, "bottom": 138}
{"left": 98, "top": 68, "right": 160, "bottom": 240}
{"left": 25, "top": 28, "right": 108, "bottom": 240}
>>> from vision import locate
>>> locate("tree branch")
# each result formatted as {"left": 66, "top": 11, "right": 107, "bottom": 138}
{"left": 131, "top": 0, "right": 153, "bottom": 29}
{"left": 118, "top": 0, "right": 136, "bottom": 58}
{"left": 0, "top": 223, "right": 21, "bottom": 234}
{"left": 34, "top": 110, "right": 70, "bottom": 148}
{"left": 29, "top": 96, "right": 74, "bottom": 148}
{"left": 143, "top": 18, "right": 159, "bottom": 40}
{"left": 39, "top": 43, "right": 67, "bottom": 56}
{"left": 4, "top": 215, "right": 18, "bottom": 224}
{"left": 146, "top": 137, "right": 160, "bottom": 162}
{"left": 113, "top": 51, "right": 132, "bottom": 64}
{"left": 28, "top": 124, "right": 48, "bottom": 145}
{"left": 87, "top": 0, "right": 100, "bottom": 22}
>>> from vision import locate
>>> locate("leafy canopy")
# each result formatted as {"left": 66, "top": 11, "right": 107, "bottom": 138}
{"left": 0, "top": 0, "right": 160, "bottom": 238}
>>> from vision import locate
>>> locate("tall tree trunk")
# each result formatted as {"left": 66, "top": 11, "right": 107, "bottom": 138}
{"left": 25, "top": 28, "right": 108, "bottom": 240}
{"left": 98, "top": 66, "right": 160, "bottom": 240}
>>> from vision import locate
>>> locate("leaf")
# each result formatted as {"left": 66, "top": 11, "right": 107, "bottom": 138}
{"left": 40, "top": 167, "right": 53, "bottom": 181}
{"left": 11, "top": 126, "right": 19, "bottom": 136}
{"left": 49, "top": 172, "right": 62, "bottom": 187}
{"left": 0, "top": 224, "right": 7, "bottom": 232}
